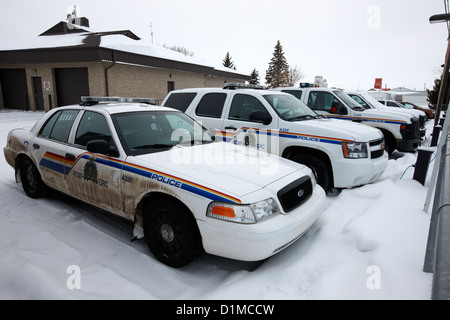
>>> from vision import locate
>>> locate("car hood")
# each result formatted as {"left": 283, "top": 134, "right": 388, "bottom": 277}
{"left": 355, "top": 108, "right": 415, "bottom": 122}
{"left": 385, "top": 106, "right": 425, "bottom": 118}
{"left": 369, "top": 105, "right": 422, "bottom": 120}
{"left": 131, "top": 142, "right": 307, "bottom": 199}
{"left": 293, "top": 118, "right": 384, "bottom": 142}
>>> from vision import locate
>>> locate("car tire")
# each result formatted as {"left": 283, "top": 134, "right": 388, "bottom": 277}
{"left": 19, "top": 157, "right": 46, "bottom": 199}
{"left": 291, "top": 154, "right": 331, "bottom": 192}
{"left": 143, "top": 199, "right": 203, "bottom": 268}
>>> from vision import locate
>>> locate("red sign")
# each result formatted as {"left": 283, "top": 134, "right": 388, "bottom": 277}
{"left": 374, "top": 78, "right": 382, "bottom": 88}
{"left": 374, "top": 78, "right": 382, "bottom": 89}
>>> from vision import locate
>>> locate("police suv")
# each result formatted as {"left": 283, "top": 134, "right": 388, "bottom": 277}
{"left": 3, "top": 97, "right": 326, "bottom": 268}
{"left": 276, "top": 84, "right": 425, "bottom": 154}
{"left": 161, "top": 84, "right": 388, "bottom": 192}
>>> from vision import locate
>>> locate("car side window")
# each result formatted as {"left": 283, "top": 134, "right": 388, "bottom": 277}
{"left": 75, "top": 111, "right": 112, "bottom": 147}
{"left": 307, "top": 91, "right": 339, "bottom": 112}
{"left": 229, "top": 94, "right": 268, "bottom": 122}
{"left": 39, "top": 110, "right": 79, "bottom": 143}
{"left": 349, "top": 94, "right": 368, "bottom": 108}
{"left": 195, "top": 93, "right": 227, "bottom": 118}
{"left": 386, "top": 101, "right": 398, "bottom": 107}
{"left": 163, "top": 93, "right": 197, "bottom": 112}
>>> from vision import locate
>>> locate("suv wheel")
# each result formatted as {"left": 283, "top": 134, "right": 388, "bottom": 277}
{"left": 291, "top": 154, "right": 331, "bottom": 191}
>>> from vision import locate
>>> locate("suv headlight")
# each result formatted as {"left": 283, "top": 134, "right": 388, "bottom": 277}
{"left": 207, "top": 198, "right": 280, "bottom": 224}
{"left": 342, "top": 141, "right": 368, "bottom": 159}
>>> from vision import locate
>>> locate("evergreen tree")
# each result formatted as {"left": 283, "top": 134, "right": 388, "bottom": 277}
{"left": 249, "top": 68, "right": 260, "bottom": 85}
{"left": 222, "top": 51, "right": 236, "bottom": 70}
{"left": 427, "top": 77, "right": 450, "bottom": 111}
{"left": 265, "top": 40, "right": 290, "bottom": 88}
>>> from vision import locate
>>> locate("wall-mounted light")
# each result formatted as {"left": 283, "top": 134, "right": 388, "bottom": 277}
{"left": 170, "top": 74, "right": 174, "bottom": 78}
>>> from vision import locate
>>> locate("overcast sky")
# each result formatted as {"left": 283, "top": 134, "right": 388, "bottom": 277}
{"left": 0, "top": 0, "right": 448, "bottom": 91}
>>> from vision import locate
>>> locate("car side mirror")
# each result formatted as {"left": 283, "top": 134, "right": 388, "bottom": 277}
{"left": 330, "top": 101, "right": 347, "bottom": 115}
{"left": 87, "top": 140, "right": 119, "bottom": 157}
{"left": 206, "top": 128, "right": 217, "bottom": 142}
{"left": 249, "top": 110, "right": 272, "bottom": 125}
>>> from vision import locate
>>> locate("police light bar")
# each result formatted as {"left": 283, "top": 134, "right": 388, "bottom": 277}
{"left": 299, "top": 83, "right": 319, "bottom": 88}
{"left": 223, "top": 83, "right": 265, "bottom": 90}
{"left": 80, "top": 96, "right": 156, "bottom": 105}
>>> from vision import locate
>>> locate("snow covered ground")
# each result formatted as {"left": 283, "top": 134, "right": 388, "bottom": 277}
{"left": 0, "top": 110, "right": 436, "bottom": 300}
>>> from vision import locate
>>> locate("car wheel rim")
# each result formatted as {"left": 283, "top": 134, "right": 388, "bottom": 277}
{"left": 160, "top": 223, "right": 175, "bottom": 243}
{"left": 153, "top": 212, "right": 182, "bottom": 254}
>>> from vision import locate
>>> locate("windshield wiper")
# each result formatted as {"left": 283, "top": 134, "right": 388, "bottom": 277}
{"left": 289, "top": 115, "right": 318, "bottom": 121}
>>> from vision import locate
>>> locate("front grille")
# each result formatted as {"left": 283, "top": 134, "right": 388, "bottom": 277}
{"left": 369, "top": 138, "right": 385, "bottom": 159}
{"left": 277, "top": 176, "right": 312, "bottom": 213}
{"left": 369, "top": 138, "right": 383, "bottom": 147}
{"left": 401, "top": 118, "right": 421, "bottom": 140}
{"left": 419, "top": 115, "right": 426, "bottom": 128}
{"left": 371, "top": 149, "right": 385, "bottom": 159}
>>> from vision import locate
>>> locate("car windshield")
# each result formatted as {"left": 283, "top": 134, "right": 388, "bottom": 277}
{"left": 263, "top": 94, "right": 318, "bottom": 121}
{"left": 334, "top": 90, "right": 365, "bottom": 111}
{"left": 112, "top": 111, "right": 214, "bottom": 155}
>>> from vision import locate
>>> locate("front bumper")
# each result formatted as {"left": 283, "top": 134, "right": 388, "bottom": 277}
{"left": 397, "top": 138, "right": 421, "bottom": 152}
{"left": 332, "top": 153, "right": 388, "bottom": 188}
{"left": 197, "top": 184, "right": 326, "bottom": 262}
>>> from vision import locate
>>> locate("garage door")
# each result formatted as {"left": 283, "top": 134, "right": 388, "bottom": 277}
{"left": 0, "top": 69, "right": 28, "bottom": 110}
{"left": 54, "top": 68, "right": 89, "bottom": 107}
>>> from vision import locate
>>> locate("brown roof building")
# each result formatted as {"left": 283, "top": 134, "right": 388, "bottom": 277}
{"left": 0, "top": 17, "right": 250, "bottom": 111}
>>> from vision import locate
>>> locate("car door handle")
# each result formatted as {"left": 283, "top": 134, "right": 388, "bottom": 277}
{"left": 33, "top": 143, "right": 40, "bottom": 149}
{"left": 65, "top": 153, "right": 76, "bottom": 161}
{"left": 225, "top": 126, "right": 237, "bottom": 131}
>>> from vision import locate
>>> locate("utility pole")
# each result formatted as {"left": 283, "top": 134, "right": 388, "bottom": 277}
{"left": 149, "top": 23, "right": 154, "bottom": 45}
{"left": 430, "top": 13, "right": 450, "bottom": 127}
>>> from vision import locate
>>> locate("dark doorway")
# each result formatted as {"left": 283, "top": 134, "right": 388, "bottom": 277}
{"left": 32, "top": 77, "right": 44, "bottom": 111}
{"left": 54, "top": 68, "right": 89, "bottom": 107}
{"left": 0, "top": 69, "right": 28, "bottom": 110}
{"left": 168, "top": 81, "right": 175, "bottom": 93}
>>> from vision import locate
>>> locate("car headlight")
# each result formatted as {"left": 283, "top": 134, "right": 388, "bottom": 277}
{"left": 207, "top": 198, "right": 280, "bottom": 224}
{"left": 342, "top": 141, "right": 368, "bottom": 159}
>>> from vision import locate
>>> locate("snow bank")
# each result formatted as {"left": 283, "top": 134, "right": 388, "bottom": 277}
{"left": 0, "top": 110, "right": 434, "bottom": 299}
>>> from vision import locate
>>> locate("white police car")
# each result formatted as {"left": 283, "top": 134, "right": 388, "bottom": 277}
{"left": 3, "top": 97, "right": 326, "bottom": 268}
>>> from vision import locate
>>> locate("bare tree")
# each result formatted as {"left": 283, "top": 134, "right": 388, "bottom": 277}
{"left": 163, "top": 44, "right": 195, "bottom": 57}
{"left": 288, "top": 65, "right": 304, "bottom": 87}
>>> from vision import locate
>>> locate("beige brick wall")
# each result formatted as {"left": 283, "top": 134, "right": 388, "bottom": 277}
{"left": 1, "top": 61, "right": 245, "bottom": 110}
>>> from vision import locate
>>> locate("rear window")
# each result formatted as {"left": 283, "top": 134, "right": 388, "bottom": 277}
{"left": 163, "top": 92, "right": 197, "bottom": 112}
{"left": 282, "top": 90, "right": 302, "bottom": 100}
{"left": 39, "top": 109, "right": 79, "bottom": 143}
{"left": 196, "top": 93, "right": 227, "bottom": 118}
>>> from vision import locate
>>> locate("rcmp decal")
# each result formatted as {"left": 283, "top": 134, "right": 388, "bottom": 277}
{"left": 220, "top": 127, "right": 352, "bottom": 146}
{"left": 325, "top": 115, "right": 408, "bottom": 125}
{"left": 39, "top": 152, "right": 240, "bottom": 204}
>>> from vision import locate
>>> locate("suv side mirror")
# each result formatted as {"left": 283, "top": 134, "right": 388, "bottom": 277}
{"left": 87, "top": 140, "right": 119, "bottom": 157}
{"left": 330, "top": 101, "right": 347, "bottom": 115}
{"left": 249, "top": 110, "right": 272, "bottom": 125}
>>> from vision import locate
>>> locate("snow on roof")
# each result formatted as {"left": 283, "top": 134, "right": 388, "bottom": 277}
{"left": 0, "top": 33, "right": 86, "bottom": 51}
{"left": 0, "top": 27, "right": 248, "bottom": 77}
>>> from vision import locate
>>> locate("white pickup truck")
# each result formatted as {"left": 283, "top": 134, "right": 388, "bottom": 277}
{"left": 161, "top": 83, "right": 388, "bottom": 192}
{"left": 276, "top": 85, "right": 425, "bottom": 155}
